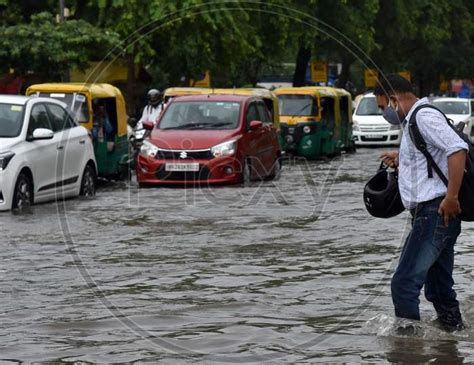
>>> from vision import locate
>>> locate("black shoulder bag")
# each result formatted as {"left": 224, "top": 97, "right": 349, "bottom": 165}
{"left": 408, "top": 104, "right": 474, "bottom": 221}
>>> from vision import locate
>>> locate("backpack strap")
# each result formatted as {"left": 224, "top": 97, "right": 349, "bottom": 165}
{"left": 408, "top": 104, "right": 449, "bottom": 187}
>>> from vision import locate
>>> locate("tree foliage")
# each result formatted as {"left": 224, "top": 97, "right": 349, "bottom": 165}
{"left": 0, "top": 0, "right": 473, "bottom": 97}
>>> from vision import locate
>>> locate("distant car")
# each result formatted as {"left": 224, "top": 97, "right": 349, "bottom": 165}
{"left": 136, "top": 94, "right": 282, "bottom": 185}
{"left": 432, "top": 97, "right": 474, "bottom": 142}
{"left": 0, "top": 95, "right": 97, "bottom": 211}
{"left": 352, "top": 93, "right": 402, "bottom": 146}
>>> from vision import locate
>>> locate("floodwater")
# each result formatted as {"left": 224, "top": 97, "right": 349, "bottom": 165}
{"left": 1, "top": 148, "right": 474, "bottom": 363}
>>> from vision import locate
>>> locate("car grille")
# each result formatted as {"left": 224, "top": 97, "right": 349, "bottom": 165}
{"left": 156, "top": 149, "right": 213, "bottom": 160}
{"left": 156, "top": 166, "right": 211, "bottom": 181}
{"left": 359, "top": 124, "right": 389, "bottom": 132}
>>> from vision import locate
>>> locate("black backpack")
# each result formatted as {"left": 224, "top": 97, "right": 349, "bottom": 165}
{"left": 408, "top": 104, "right": 474, "bottom": 221}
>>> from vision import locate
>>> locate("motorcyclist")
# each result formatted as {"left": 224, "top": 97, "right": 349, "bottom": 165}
{"left": 136, "top": 88, "right": 163, "bottom": 130}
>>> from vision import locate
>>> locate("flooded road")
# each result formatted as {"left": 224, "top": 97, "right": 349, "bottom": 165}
{"left": 1, "top": 148, "right": 474, "bottom": 363}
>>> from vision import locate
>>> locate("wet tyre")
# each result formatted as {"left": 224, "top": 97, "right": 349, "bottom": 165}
{"left": 268, "top": 157, "right": 282, "bottom": 180}
{"left": 12, "top": 172, "right": 33, "bottom": 210}
{"left": 79, "top": 164, "right": 96, "bottom": 198}
{"left": 241, "top": 159, "right": 252, "bottom": 186}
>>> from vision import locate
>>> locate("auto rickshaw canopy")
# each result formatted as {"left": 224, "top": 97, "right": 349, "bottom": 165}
{"left": 26, "top": 83, "right": 128, "bottom": 137}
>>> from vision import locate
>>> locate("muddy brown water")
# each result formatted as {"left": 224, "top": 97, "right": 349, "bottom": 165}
{"left": 1, "top": 148, "right": 473, "bottom": 363}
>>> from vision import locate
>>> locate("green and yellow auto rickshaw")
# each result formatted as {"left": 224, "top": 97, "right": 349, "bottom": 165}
{"left": 26, "top": 83, "right": 129, "bottom": 177}
{"left": 274, "top": 86, "right": 355, "bottom": 158}
{"left": 164, "top": 87, "right": 284, "bottom": 148}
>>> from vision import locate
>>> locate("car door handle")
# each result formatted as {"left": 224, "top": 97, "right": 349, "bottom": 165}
{"left": 57, "top": 146, "right": 64, "bottom": 150}
{"left": 79, "top": 140, "right": 86, "bottom": 144}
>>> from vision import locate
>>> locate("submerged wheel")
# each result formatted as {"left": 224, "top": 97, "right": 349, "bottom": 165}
{"left": 269, "top": 157, "right": 282, "bottom": 180}
{"left": 12, "top": 172, "right": 33, "bottom": 210}
{"left": 241, "top": 159, "right": 252, "bottom": 186}
{"left": 79, "top": 164, "right": 96, "bottom": 198}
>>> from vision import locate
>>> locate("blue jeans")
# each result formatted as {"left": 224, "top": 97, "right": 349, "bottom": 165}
{"left": 391, "top": 196, "right": 461, "bottom": 320}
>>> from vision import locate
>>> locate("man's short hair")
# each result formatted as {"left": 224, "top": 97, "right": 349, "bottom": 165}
{"left": 374, "top": 74, "right": 414, "bottom": 97}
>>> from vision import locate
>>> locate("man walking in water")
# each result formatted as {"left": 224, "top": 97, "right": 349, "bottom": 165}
{"left": 375, "top": 74, "right": 467, "bottom": 332}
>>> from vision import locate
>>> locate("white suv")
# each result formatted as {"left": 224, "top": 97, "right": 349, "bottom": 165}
{"left": 352, "top": 93, "right": 402, "bottom": 146}
{"left": 0, "top": 95, "right": 97, "bottom": 211}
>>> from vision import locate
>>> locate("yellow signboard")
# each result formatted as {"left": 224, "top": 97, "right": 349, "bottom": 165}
{"left": 398, "top": 71, "right": 411, "bottom": 82}
{"left": 311, "top": 61, "right": 328, "bottom": 83}
{"left": 364, "top": 69, "right": 379, "bottom": 88}
{"left": 190, "top": 71, "right": 211, "bottom": 88}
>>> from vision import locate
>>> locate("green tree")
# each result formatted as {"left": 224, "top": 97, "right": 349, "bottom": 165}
{"left": 0, "top": 11, "right": 120, "bottom": 80}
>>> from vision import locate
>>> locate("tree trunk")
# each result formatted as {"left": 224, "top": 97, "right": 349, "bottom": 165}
{"left": 293, "top": 43, "right": 311, "bottom": 87}
{"left": 335, "top": 55, "right": 354, "bottom": 92}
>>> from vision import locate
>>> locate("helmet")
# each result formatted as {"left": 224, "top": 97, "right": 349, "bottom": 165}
{"left": 363, "top": 162, "right": 405, "bottom": 218}
{"left": 147, "top": 89, "right": 161, "bottom": 106}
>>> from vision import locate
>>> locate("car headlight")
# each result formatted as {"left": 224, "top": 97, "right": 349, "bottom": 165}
{"left": 140, "top": 140, "right": 159, "bottom": 158}
{"left": 352, "top": 121, "right": 360, "bottom": 132}
{"left": 211, "top": 140, "right": 236, "bottom": 157}
{"left": 303, "top": 125, "right": 311, "bottom": 134}
{"left": 389, "top": 123, "right": 401, "bottom": 130}
{"left": 0, "top": 151, "right": 15, "bottom": 171}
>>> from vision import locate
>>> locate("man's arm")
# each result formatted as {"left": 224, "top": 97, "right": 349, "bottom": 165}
{"left": 439, "top": 150, "right": 467, "bottom": 226}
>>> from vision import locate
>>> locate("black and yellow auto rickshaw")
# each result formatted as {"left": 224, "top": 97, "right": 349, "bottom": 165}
{"left": 274, "top": 86, "right": 355, "bottom": 158}
{"left": 27, "top": 83, "right": 129, "bottom": 177}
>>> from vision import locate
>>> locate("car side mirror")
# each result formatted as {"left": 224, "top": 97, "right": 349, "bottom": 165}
{"left": 142, "top": 121, "right": 154, "bottom": 130}
{"left": 28, "top": 128, "right": 54, "bottom": 141}
{"left": 249, "top": 120, "right": 263, "bottom": 130}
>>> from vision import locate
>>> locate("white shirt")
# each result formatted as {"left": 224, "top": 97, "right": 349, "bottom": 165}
{"left": 398, "top": 97, "right": 469, "bottom": 209}
{"left": 136, "top": 104, "right": 163, "bottom": 130}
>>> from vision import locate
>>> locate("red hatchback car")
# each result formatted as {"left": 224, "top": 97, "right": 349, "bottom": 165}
{"left": 136, "top": 94, "right": 281, "bottom": 185}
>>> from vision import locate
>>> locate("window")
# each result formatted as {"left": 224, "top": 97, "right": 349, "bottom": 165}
{"left": 28, "top": 104, "right": 51, "bottom": 135}
{"left": 256, "top": 102, "right": 272, "bottom": 125}
{"left": 320, "top": 97, "right": 336, "bottom": 129}
{"left": 471, "top": 101, "right": 474, "bottom": 116}
{"left": 159, "top": 101, "right": 241, "bottom": 130}
{"left": 245, "top": 102, "right": 259, "bottom": 129}
{"left": 432, "top": 100, "right": 469, "bottom": 115}
{"left": 277, "top": 94, "right": 317, "bottom": 116}
{"left": 356, "top": 97, "right": 382, "bottom": 116}
{"left": 0, "top": 103, "right": 24, "bottom": 138}
{"left": 46, "top": 103, "right": 74, "bottom": 132}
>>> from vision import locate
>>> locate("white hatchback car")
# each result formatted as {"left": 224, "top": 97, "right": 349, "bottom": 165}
{"left": 0, "top": 95, "right": 97, "bottom": 211}
{"left": 352, "top": 93, "right": 402, "bottom": 146}
{"left": 432, "top": 97, "right": 474, "bottom": 143}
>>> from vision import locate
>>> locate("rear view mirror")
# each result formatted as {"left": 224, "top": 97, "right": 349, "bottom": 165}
{"left": 249, "top": 120, "right": 263, "bottom": 130}
{"left": 30, "top": 128, "right": 54, "bottom": 140}
{"left": 143, "top": 121, "right": 154, "bottom": 130}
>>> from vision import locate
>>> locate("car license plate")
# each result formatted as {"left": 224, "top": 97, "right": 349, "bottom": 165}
{"left": 288, "top": 127, "right": 295, "bottom": 134}
{"left": 165, "top": 163, "right": 199, "bottom": 172}
{"left": 365, "top": 134, "right": 383, "bottom": 139}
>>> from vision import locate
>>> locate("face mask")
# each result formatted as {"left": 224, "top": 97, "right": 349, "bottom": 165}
{"left": 383, "top": 100, "right": 402, "bottom": 125}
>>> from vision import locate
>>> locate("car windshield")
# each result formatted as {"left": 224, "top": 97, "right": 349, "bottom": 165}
{"left": 432, "top": 100, "right": 469, "bottom": 115}
{"left": 38, "top": 92, "right": 89, "bottom": 122}
{"left": 356, "top": 97, "right": 383, "bottom": 116}
{"left": 159, "top": 101, "right": 241, "bottom": 130}
{"left": 0, "top": 103, "right": 24, "bottom": 138}
{"left": 278, "top": 94, "right": 317, "bottom": 116}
